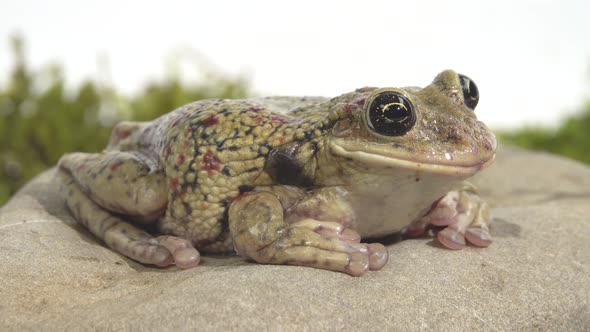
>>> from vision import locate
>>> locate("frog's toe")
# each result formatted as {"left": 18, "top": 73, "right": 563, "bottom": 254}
{"left": 156, "top": 236, "right": 201, "bottom": 269}
{"left": 439, "top": 222, "right": 492, "bottom": 249}
{"left": 436, "top": 201, "right": 492, "bottom": 249}
{"left": 404, "top": 193, "right": 458, "bottom": 237}
{"left": 367, "top": 243, "right": 388, "bottom": 270}
{"left": 437, "top": 227, "right": 467, "bottom": 250}
{"left": 464, "top": 199, "right": 493, "bottom": 247}
{"left": 422, "top": 186, "right": 493, "bottom": 249}
{"left": 290, "top": 219, "right": 386, "bottom": 271}
{"left": 272, "top": 239, "right": 372, "bottom": 276}
{"left": 121, "top": 236, "right": 200, "bottom": 269}
{"left": 129, "top": 240, "right": 174, "bottom": 266}
{"left": 291, "top": 248, "right": 371, "bottom": 276}
{"left": 340, "top": 229, "right": 362, "bottom": 242}
{"left": 465, "top": 226, "right": 492, "bottom": 247}
{"left": 291, "top": 219, "right": 361, "bottom": 242}
{"left": 171, "top": 246, "right": 201, "bottom": 269}
{"left": 346, "top": 252, "right": 370, "bottom": 276}
{"left": 425, "top": 191, "right": 460, "bottom": 226}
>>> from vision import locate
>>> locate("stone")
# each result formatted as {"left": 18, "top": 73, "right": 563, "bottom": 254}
{"left": 1, "top": 147, "right": 589, "bottom": 330}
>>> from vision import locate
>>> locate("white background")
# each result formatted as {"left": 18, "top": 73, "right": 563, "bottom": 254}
{"left": 1, "top": 0, "right": 589, "bottom": 129}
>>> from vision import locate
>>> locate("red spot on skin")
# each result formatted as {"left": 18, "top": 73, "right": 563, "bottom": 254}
{"left": 234, "top": 192, "right": 250, "bottom": 202}
{"left": 169, "top": 177, "right": 179, "bottom": 191}
{"left": 343, "top": 104, "right": 355, "bottom": 115}
{"left": 177, "top": 154, "right": 186, "bottom": 165}
{"left": 200, "top": 150, "right": 223, "bottom": 176}
{"left": 248, "top": 105, "right": 265, "bottom": 113}
{"left": 203, "top": 115, "right": 220, "bottom": 126}
{"left": 270, "top": 115, "right": 288, "bottom": 125}
{"left": 278, "top": 136, "right": 285, "bottom": 144}
{"left": 113, "top": 127, "right": 131, "bottom": 139}
{"left": 110, "top": 160, "right": 123, "bottom": 172}
{"left": 178, "top": 190, "right": 187, "bottom": 200}
{"left": 254, "top": 116, "right": 264, "bottom": 126}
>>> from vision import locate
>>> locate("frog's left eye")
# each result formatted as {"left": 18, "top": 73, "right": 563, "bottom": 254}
{"left": 367, "top": 91, "right": 416, "bottom": 136}
{"left": 459, "top": 74, "right": 479, "bottom": 110}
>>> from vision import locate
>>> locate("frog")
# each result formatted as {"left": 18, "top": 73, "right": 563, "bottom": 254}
{"left": 57, "top": 70, "right": 496, "bottom": 276}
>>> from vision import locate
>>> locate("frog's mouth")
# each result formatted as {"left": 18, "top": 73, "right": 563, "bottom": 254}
{"left": 329, "top": 141, "right": 496, "bottom": 177}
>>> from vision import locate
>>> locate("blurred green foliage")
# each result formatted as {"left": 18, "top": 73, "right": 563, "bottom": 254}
{"left": 0, "top": 36, "right": 250, "bottom": 205}
{"left": 498, "top": 100, "right": 590, "bottom": 165}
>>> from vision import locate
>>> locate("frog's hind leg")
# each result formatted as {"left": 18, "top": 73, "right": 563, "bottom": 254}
{"left": 418, "top": 185, "right": 492, "bottom": 249}
{"left": 58, "top": 152, "right": 200, "bottom": 268}
{"left": 229, "top": 187, "right": 388, "bottom": 276}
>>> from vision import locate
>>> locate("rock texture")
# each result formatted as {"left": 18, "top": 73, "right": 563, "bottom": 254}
{"left": 1, "top": 147, "right": 589, "bottom": 331}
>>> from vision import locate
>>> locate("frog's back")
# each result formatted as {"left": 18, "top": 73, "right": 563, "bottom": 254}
{"left": 104, "top": 96, "right": 330, "bottom": 154}
{"left": 138, "top": 96, "right": 338, "bottom": 249}
{"left": 139, "top": 97, "right": 331, "bottom": 157}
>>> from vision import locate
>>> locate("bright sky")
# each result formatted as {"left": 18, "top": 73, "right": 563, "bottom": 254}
{"left": 1, "top": 0, "right": 589, "bottom": 129}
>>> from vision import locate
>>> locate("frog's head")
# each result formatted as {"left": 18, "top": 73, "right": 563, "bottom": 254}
{"left": 325, "top": 70, "right": 496, "bottom": 177}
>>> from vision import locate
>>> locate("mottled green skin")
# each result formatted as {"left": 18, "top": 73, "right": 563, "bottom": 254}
{"left": 58, "top": 70, "right": 496, "bottom": 275}
{"left": 134, "top": 95, "right": 358, "bottom": 252}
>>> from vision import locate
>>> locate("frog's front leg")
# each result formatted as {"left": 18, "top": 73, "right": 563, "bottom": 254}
{"left": 58, "top": 152, "right": 200, "bottom": 268}
{"left": 229, "top": 186, "right": 388, "bottom": 276}
{"left": 408, "top": 183, "right": 492, "bottom": 249}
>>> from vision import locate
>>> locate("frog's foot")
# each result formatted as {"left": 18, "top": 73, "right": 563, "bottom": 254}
{"left": 105, "top": 224, "right": 200, "bottom": 269}
{"left": 289, "top": 219, "right": 388, "bottom": 271}
{"left": 115, "top": 232, "right": 201, "bottom": 269}
{"left": 269, "top": 219, "right": 388, "bottom": 276}
{"left": 420, "top": 188, "right": 492, "bottom": 250}
{"left": 229, "top": 192, "right": 388, "bottom": 276}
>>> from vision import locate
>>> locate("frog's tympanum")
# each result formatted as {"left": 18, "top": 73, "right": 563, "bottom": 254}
{"left": 58, "top": 70, "right": 496, "bottom": 276}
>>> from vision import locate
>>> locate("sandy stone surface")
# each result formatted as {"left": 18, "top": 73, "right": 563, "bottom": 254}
{"left": 1, "top": 147, "right": 589, "bottom": 331}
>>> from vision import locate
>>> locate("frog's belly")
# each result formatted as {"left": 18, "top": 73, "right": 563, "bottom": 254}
{"left": 347, "top": 171, "right": 466, "bottom": 238}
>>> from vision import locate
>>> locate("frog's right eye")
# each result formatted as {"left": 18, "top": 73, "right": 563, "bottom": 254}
{"left": 366, "top": 91, "right": 416, "bottom": 136}
{"left": 458, "top": 74, "right": 479, "bottom": 110}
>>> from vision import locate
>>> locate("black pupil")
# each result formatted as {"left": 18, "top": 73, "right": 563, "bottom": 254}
{"left": 368, "top": 92, "right": 415, "bottom": 136}
{"left": 458, "top": 74, "right": 479, "bottom": 109}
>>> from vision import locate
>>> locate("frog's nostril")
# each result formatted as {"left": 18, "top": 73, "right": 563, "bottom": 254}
{"left": 445, "top": 129, "right": 462, "bottom": 143}
{"left": 458, "top": 74, "right": 479, "bottom": 110}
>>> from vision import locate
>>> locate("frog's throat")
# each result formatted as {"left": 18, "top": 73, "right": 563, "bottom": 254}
{"left": 329, "top": 142, "right": 495, "bottom": 177}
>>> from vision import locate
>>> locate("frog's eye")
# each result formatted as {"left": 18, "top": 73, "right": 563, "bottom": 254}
{"left": 367, "top": 91, "right": 416, "bottom": 136}
{"left": 458, "top": 74, "right": 479, "bottom": 110}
